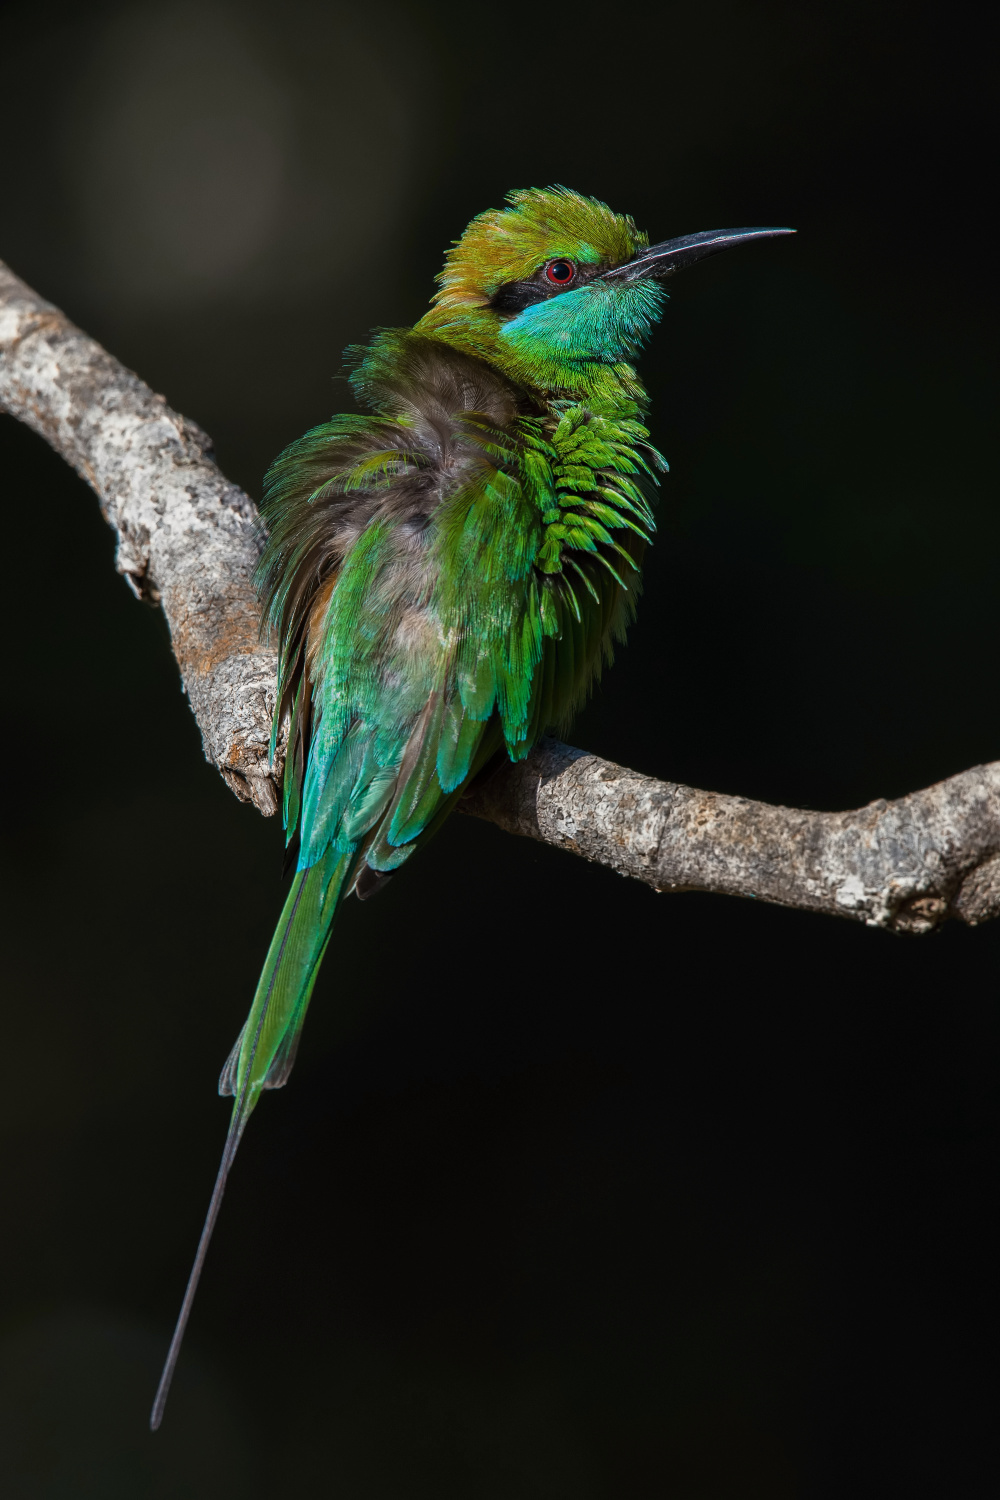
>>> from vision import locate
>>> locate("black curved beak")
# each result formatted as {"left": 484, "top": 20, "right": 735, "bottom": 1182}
{"left": 602, "top": 227, "right": 795, "bottom": 283}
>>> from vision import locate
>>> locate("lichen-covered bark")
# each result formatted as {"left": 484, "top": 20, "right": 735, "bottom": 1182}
{"left": 3, "top": 256, "right": 999, "bottom": 929}
{"left": 0, "top": 260, "right": 279, "bottom": 812}
{"left": 462, "top": 741, "right": 1000, "bottom": 931}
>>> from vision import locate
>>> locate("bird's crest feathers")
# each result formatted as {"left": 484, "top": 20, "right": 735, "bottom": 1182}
{"left": 432, "top": 186, "right": 647, "bottom": 309}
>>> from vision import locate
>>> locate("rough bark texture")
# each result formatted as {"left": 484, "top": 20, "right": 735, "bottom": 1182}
{"left": 0, "top": 259, "right": 280, "bottom": 812}
{"left": 462, "top": 741, "right": 1000, "bottom": 931}
{"left": 3, "top": 257, "right": 999, "bottom": 929}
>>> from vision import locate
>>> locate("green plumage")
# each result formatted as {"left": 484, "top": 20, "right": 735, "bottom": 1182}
{"left": 254, "top": 314, "right": 664, "bottom": 917}
{"left": 151, "top": 187, "right": 792, "bottom": 1428}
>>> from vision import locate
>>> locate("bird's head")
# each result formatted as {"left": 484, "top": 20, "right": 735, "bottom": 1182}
{"left": 416, "top": 186, "right": 791, "bottom": 404}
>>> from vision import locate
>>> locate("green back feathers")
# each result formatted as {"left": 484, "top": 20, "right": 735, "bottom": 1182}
{"left": 256, "top": 338, "right": 664, "bottom": 881}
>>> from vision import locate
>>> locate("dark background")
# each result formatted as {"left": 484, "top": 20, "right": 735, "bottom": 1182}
{"left": 0, "top": 1, "right": 996, "bottom": 1494}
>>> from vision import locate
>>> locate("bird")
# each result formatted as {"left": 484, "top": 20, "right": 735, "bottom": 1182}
{"left": 150, "top": 187, "right": 792, "bottom": 1427}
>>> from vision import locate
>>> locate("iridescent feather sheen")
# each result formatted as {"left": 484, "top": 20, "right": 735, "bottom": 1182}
{"left": 152, "top": 187, "right": 792, "bottom": 1428}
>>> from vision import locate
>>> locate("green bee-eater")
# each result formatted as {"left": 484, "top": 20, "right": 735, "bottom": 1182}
{"left": 151, "top": 188, "right": 791, "bottom": 1427}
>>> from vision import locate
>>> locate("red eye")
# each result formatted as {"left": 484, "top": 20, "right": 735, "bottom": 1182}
{"left": 544, "top": 258, "right": 577, "bottom": 285}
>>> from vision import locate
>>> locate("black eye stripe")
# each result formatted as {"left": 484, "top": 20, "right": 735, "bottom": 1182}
{"left": 491, "top": 258, "right": 593, "bottom": 313}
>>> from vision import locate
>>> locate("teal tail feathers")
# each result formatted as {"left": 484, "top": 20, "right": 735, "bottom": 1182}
{"left": 218, "top": 848, "right": 354, "bottom": 1130}
{"left": 150, "top": 847, "right": 353, "bottom": 1430}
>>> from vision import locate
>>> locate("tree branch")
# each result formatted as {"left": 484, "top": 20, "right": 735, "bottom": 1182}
{"left": 462, "top": 740, "right": 1000, "bottom": 932}
{"left": 0, "top": 258, "right": 279, "bottom": 813}
{"left": 3, "top": 258, "right": 999, "bottom": 930}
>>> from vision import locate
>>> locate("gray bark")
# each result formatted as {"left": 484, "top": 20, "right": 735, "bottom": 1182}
{"left": 462, "top": 742, "right": 1000, "bottom": 932}
{"left": 0, "top": 259, "right": 279, "bottom": 813}
{"left": 3, "top": 257, "right": 998, "bottom": 931}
